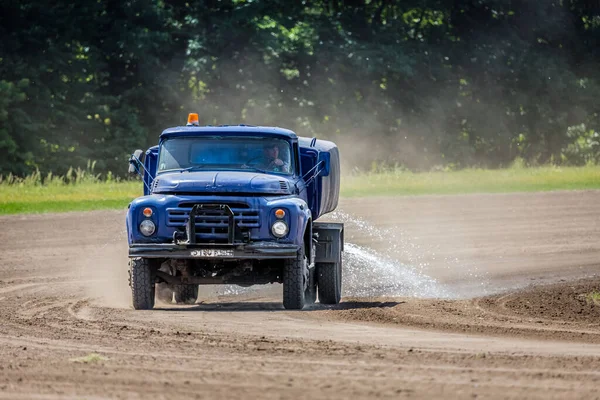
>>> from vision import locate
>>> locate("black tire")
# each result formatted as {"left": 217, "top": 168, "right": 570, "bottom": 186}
{"left": 155, "top": 283, "right": 174, "bottom": 303}
{"left": 283, "top": 245, "right": 307, "bottom": 310}
{"left": 129, "top": 258, "right": 156, "bottom": 310}
{"left": 173, "top": 285, "right": 199, "bottom": 304}
{"left": 317, "top": 257, "right": 342, "bottom": 305}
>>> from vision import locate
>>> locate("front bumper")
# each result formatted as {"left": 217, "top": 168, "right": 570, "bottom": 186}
{"left": 129, "top": 242, "right": 299, "bottom": 259}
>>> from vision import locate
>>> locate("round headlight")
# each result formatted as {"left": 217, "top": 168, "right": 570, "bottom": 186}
{"left": 139, "top": 220, "right": 156, "bottom": 236}
{"left": 271, "top": 221, "right": 289, "bottom": 238}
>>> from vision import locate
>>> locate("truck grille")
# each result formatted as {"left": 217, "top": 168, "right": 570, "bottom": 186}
{"left": 166, "top": 202, "right": 260, "bottom": 242}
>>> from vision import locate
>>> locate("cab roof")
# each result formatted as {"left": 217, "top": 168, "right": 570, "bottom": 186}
{"left": 160, "top": 125, "right": 298, "bottom": 140}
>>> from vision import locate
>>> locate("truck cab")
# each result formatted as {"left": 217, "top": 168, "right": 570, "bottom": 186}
{"left": 127, "top": 114, "right": 343, "bottom": 310}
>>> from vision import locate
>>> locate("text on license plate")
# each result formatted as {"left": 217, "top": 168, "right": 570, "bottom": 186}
{"left": 190, "top": 249, "right": 233, "bottom": 257}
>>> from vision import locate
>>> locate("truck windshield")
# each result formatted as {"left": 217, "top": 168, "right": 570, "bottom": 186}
{"left": 158, "top": 136, "right": 293, "bottom": 175}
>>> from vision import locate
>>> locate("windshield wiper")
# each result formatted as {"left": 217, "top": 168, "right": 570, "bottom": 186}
{"left": 179, "top": 165, "right": 207, "bottom": 172}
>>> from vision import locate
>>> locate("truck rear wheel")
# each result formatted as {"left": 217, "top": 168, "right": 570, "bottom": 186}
{"left": 283, "top": 246, "right": 307, "bottom": 310}
{"left": 317, "top": 257, "right": 342, "bottom": 305}
{"left": 129, "top": 257, "right": 156, "bottom": 310}
{"left": 155, "top": 283, "right": 174, "bottom": 303}
{"left": 173, "top": 285, "right": 199, "bottom": 304}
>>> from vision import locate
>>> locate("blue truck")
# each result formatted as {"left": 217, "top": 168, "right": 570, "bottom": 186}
{"left": 127, "top": 114, "right": 343, "bottom": 310}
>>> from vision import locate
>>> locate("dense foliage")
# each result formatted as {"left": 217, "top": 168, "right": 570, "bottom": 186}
{"left": 1, "top": 0, "right": 599, "bottom": 176}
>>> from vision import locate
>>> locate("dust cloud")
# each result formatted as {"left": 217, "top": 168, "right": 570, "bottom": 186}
{"left": 78, "top": 227, "right": 132, "bottom": 308}
{"left": 176, "top": 49, "right": 449, "bottom": 174}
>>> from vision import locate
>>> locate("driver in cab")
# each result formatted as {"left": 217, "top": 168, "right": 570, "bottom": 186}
{"left": 260, "top": 143, "right": 290, "bottom": 173}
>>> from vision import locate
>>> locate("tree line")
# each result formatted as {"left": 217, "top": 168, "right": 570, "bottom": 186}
{"left": 1, "top": 0, "right": 599, "bottom": 177}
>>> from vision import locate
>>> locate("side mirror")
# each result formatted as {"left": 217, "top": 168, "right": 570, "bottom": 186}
{"left": 317, "top": 152, "right": 330, "bottom": 177}
{"left": 128, "top": 149, "right": 145, "bottom": 175}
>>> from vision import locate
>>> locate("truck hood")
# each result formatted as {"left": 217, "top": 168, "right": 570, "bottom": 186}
{"left": 151, "top": 171, "right": 294, "bottom": 195}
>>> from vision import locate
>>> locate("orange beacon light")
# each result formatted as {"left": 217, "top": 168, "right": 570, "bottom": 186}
{"left": 187, "top": 113, "right": 199, "bottom": 126}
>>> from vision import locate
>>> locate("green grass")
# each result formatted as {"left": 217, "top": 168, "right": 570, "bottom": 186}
{"left": 1, "top": 165, "right": 600, "bottom": 215}
{"left": 583, "top": 291, "right": 600, "bottom": 306}
{"left": 341, "top": 165, "right": 600, "bottom": 197}
{"left": 70, "top": 353, "right": 109, "bottom": 364}
{"left": 0, "top": 180, "right": 140, "bottom": 214}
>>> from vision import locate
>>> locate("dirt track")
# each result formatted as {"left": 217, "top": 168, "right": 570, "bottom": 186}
{"left": 1, "top": 191, "right": 600, "bottom": 399}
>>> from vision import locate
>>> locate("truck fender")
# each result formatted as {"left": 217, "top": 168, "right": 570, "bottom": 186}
{"left": 313, "top": 222, "right": 344, "bottom": 263}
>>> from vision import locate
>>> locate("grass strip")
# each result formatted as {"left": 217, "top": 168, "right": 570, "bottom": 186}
{"left": 583, "top": 291, "right": 600, "bottom": 306}
{"left": 0, "top": 181, "right": 140, "bottom": 215}
{"left": 0, "top": 199, "right": 131, "bottom": 214}
{"left": 341, "top": 166, "right": 600, "bottom": 197}
{"left": 70, "top": 353, "right": 109, "bottom": 363}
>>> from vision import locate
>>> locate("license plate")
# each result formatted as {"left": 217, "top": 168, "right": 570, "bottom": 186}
{"left": 190, "top": 249, "right": 233, "bottom": 257}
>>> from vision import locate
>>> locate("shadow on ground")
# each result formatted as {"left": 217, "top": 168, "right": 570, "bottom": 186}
{"left": 155, "top": 300, "right": 405, "bottom": 312}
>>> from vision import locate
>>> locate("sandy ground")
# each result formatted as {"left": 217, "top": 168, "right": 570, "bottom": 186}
{"left": 1, "top": 190, "right": 600, "bottom": 399}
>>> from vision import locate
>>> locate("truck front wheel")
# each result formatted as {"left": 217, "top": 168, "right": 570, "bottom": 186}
{"left": 283, "top": 246, "right": 308, "bottom": 310}
{"left": 129, "top": 257, "right": 157, "bottom": 310}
